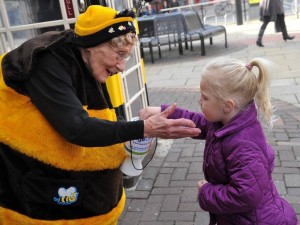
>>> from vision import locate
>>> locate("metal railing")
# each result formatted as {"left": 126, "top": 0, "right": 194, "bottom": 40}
{"left": 283, "top": 0, "right": 300, "bottom": 18}
{"left": 160, "top": 0, "right": 228, "bottom": 14}
{"left": 157, "top": 0, "right": 299, "bottom": 26}
{"left": 159, "top": 0, "right": 235, "bottom": 26}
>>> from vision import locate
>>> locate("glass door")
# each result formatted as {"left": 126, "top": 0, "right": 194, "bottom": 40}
{"left": 0, "top": 0, "right": 149, "bottom": 121}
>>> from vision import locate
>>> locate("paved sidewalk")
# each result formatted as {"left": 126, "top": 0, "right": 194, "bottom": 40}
{"left": 119, "top": 16, "right": 300, "bottom": 224}
{"left": 144, "top": 15, "right": 300, "bottom": 107}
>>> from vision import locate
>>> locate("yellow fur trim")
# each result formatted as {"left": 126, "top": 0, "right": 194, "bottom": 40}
{"left": 0, "top": 189, "right": 126, "bottom": 225}
{"left": 0, "top": 62, "right": 126, "bottom": 171}
{"left": 106, "top": 73, "right": 124, "bottom": 108}
{"left": 0, "top": 53, "right": 5, "bottom": 62}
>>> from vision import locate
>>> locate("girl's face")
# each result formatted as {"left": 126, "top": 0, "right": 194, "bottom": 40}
{"left": 82, "top": 42, "right": 133, "bottom": 83}
{"left": 199, "top": 81, "right": 226, "bottom": 123}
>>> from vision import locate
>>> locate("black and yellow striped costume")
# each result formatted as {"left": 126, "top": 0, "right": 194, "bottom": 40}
{"left": 0, "top": 30, "right": 144, "bottom": 225}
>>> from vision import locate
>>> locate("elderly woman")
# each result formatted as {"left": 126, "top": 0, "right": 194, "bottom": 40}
{"left": 0, "top": 5, "right": 200, "bottom": 225}
{"left": 257, "top": 0, "right": 294, "bottom": 47}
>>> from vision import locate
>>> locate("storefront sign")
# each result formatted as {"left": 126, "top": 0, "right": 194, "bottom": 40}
{"left": 64, "top": 0, "right": 75, "bottom": 18}
{"left": 249, "top": 0, "right": 260, "bottom": 4}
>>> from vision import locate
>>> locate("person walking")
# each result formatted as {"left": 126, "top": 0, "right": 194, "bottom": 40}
{"left": 0, "top": 5, "right": 200, "bottom": 225}
{"left": 139, "top": 58, "right": 298, "bottom": 225}
{"left": 257, "top": 0, "right": 295, "bottom": 47}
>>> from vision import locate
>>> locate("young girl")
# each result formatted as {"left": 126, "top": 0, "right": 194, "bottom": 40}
{"left": 139, "top": 58, "right": 299, "bottom": 225}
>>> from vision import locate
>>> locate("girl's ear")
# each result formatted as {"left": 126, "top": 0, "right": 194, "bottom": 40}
{"left": 223, "top": 99, "right": 234, "bottom": 113}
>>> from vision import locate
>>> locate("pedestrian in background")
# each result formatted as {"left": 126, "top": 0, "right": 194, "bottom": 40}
{"left": 169, "top": 0, "right": 180, "bottom": 8}
{"left": 139, "top": 57, "right": 298, "bottom": 225}
{"left": 141, "top": 2, "right": 156, "bottom": 16}
{"left": 257, "top": 0, "right": 295, "bottom": 47}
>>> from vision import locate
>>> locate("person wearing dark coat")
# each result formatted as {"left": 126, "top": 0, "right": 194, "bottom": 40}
{"left": 0, "top": 5, "right": 200, "bottom": 225}
{"left": 257, "top": 0, "right": 295, "bottom": 47}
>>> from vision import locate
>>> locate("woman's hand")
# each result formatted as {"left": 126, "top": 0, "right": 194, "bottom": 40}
{"left": 143, "top": 103, "right": 201, "bottom": 139}
{"left": 139, "top": 106, "right": 161, "bottom": 120}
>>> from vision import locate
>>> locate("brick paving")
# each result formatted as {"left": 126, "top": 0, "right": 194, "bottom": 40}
{"left": 119, "top": 15, "right": 300, "bottom": 225}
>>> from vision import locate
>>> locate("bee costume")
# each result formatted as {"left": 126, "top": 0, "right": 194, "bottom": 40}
{"left": 0, "top": 6, "right": 144, "bottom": 225}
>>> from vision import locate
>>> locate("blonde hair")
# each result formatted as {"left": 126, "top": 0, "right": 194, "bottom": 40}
{"left": 201, "top": 57, "right": 274, "bottom": 127}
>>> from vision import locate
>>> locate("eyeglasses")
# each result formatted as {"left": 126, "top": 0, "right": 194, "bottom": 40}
{"left": 107, "top": 43, "right": 131, "bottom": 62}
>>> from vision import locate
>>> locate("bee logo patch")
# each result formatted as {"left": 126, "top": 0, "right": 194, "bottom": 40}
{"left": 53, "top": 186, "right": 79, "bottom": 205}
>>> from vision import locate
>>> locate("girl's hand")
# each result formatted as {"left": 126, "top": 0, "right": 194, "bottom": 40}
{"left": 197, "top": 180, "right": 208, "bottom": 191}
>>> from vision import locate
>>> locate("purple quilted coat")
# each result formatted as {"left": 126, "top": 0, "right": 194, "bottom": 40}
{"left": 162, "top": 101, "right": 298, "bottom": 225}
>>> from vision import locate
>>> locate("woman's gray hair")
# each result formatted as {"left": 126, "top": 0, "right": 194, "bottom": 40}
{"left": 109, "top": 32, "right": 138, "bottom": 48}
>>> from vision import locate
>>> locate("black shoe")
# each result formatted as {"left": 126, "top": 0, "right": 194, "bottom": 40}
{"left": 283, "top": 35, "right": 295, "bottom": 41}
{"left": 256, "top": 40, "right": 264, "bottom": 47}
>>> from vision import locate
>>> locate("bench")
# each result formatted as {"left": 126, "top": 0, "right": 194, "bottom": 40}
{"left": 138, "top": 10, "right": 227, "bottom": 62}
{"left": 138, "top": 16, "right": 161, "bottom": 63}
{"left": 181, "top": 10, "right": 227, "bottom": 56}
{"left": 138, "top": 13, "right": 187, "bottom": 63}
{"left": 155, "top": 12, "right": 187, "bottom": 55}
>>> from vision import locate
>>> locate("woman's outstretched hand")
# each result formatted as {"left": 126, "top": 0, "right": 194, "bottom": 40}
{"left": 139, "top": 106, "right": 161, "bottom": 120}
{"left": 143, "top": 103, "right": 201, "bottom": 139}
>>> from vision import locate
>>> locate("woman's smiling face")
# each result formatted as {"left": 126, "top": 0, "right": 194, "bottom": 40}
{"left": 82, "top": 42, "right": 133, "bottom": 83}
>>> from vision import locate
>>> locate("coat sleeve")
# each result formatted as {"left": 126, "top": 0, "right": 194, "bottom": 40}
{"left": 198, "top": 140, "right": 270, "bottom": 214}
{"left": 161, "top": 104, "right": 209, "bottom": 139}
{"left": 25, "top": 52, "right": 144, "bottom": 147}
